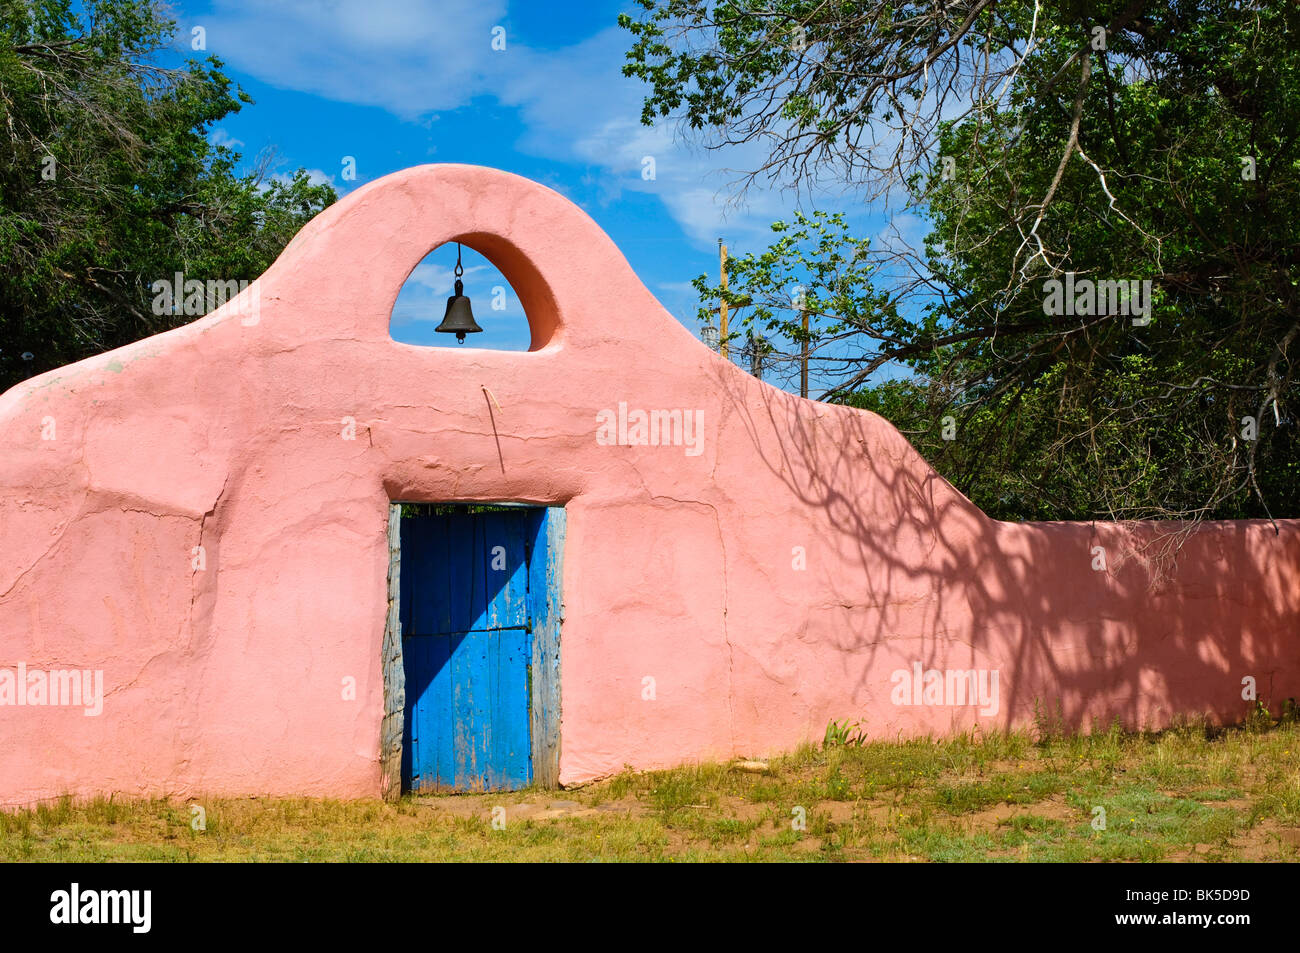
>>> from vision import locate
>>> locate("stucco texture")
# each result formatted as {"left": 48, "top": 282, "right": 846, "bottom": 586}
{"left": 1, "top": 164, "right": 1297, "bottom": 805}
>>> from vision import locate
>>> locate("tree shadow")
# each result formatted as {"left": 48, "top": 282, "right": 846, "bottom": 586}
{"left": 712, "top": 362, "right": 1300, "bottom": 734}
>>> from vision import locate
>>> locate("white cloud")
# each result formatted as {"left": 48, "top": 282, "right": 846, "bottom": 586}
{"left": 196, "top": 0, "right": 511, "bottom": 118}
{"left": 876, "top": 212, "right": 930, "bottom": 253}
{"left": 404, "top": 261, "right": 487, "bottom": 293}
{"left": 210, "top": 127, "right": 244, "bottom": 150}
{"left": 269, "top": 167, "right": 338, "bottom": 189}
{"left": 188, "top": 4, "right": 847, "bottom": 250}
{"left": 656, "top": 280, "right": 699, "bottom": 296}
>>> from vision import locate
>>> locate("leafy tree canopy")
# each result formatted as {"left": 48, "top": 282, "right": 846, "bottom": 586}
{"left": 621, "top": 0, "right": 1299, "bottom": 521}
{"left": 0, "top": 0, "right": 336, "bottom": 395}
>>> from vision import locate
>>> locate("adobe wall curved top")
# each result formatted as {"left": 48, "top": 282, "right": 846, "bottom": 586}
{"left": 0, "top": 163, "right": 978, "bottom": 526}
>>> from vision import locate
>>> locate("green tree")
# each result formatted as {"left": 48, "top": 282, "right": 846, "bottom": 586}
{"left": 623, "top": 0, "right": 1299, "bottom": 520}
{"left": 0, "top": 0, "right": 336, "bottom": 395}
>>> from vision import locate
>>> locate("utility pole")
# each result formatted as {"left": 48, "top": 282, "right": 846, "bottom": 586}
{"left": 718, "top": 239, "right": 729, "bottom": 360}
{"left": 800, "top": 307, "right": 809, "bottom": 399}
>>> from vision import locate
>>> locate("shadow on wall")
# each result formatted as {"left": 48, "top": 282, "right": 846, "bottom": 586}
{"left": 710, "top": 360, "right": 1298, "bottom": 734}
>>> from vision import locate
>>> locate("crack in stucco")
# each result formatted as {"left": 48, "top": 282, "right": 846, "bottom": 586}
{"left": 188, "top": 471, "right": 230, "bottom": 632}
{"left": 0, "top": 511, "right": 79, "bottom": 600}
{"left": 0, "top": 421, "right": 95, "bottom": 600}
{"left": 649, "top": 493, "right": 736, "bottom": 753}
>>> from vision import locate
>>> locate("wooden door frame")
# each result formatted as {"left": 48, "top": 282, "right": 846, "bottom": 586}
{"left": 380, "top": 502, "right": 565, "bottom": 798}
{"left": 380, "top": 504, "right": 404, "bottom": 799}
{"left": 525, "top": 506, "right": 564, "bottom": 788}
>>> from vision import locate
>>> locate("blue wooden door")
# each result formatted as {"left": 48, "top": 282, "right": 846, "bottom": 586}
{"left": 400, "top": 508, "right": 534, "bottom": 792}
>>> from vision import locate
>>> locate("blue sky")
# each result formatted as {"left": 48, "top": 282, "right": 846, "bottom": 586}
{"left": 164, "top": 0, "right": 921, "bottom": 387}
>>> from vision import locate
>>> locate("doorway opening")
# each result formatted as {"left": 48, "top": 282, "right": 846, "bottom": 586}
{"left": 384, "top": 503, "right": 563, "bottom": 793}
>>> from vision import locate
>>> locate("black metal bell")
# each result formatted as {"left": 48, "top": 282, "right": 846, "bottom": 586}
{"left": 435, "top": 278, "right": 482, "bottom": 343}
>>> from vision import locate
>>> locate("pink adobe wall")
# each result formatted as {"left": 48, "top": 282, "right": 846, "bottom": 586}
{"left": 1, "top": 164, "right": 1298, "bottom": 806}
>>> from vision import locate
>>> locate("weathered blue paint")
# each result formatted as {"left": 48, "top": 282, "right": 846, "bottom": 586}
{"left": 400, "top": 506, "right": 560, "bottom": 792}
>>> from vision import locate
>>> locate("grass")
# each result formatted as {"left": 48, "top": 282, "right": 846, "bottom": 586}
{"left": 4, "top": 715, "right": 1300, "bottom": 862}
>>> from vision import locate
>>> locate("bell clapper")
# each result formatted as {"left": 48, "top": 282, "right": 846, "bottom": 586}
{"left": 433, "top": 241, "right": 484, "bottom": 343}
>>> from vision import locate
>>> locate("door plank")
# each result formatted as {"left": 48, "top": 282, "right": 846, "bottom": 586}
{"left": 400, "top": 506, "right": 556, "bottom": 793}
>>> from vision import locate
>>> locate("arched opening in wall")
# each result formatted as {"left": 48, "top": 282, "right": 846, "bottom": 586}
{"left": 390, "top": 241, "right": 535, "bottom": 351}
